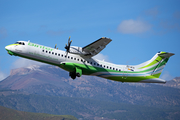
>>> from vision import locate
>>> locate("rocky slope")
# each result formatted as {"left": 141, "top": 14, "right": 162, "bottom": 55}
{"left": 163, "top": 77, "right": 180, "bottom": 89}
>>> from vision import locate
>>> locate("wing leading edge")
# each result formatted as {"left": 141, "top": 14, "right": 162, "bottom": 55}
{"left": 82, "top": 37, "right": 112, "bottom": 57}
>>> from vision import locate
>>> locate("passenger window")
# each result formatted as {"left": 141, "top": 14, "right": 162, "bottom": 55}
{"left": 104, "top": 65, "right": 106, "bottom": 68}
{"left": 65, "top": 55, "right": 67, "bottom": 58}
{"left": 94, "top": 63, "right": 96, "bottom": 65}
{"left": 52, "top": 52, "right": 54, "bottom": 54}
{"left": 110, "top": 67, "right": 111, "bottom": 69}
{"left": 49, "top": 51, "right": 51, "bottom": 54}
{"left": 107, "top": 66, "right": 108, "bottom": 68}
{"left": 81, "top": 59, "right": 83, "bottom": 62}
{"left": 119, "top": 69, "right": 121, "bottom": 72}
{"left": 58, "top": 54, "right": 60, "bottom": 56}
{"left": 68, "top": 56, "right": 70, "bottom": 58}
{"left": 46, "top": 51, "right": 48, "bottom": 53}
{"left": 55, "top": 53, "right": 57, "bottom": 55}
{"left": 42, "top": 50, "right": 44, "bottom": 52}
{"left": 90, "top": 62, "right": 92, "bottom": 64}
{"left": 113, "top": 68, "right": 115, "bottom": 70}
{"left": 97, "top": 64, "right": 99, "bottom": 66}
{"left": 77, "top": 59, "right": 79, "bottom": 61}
{"left": 71, "top": 57, "right": 73, "bottom": 59}
{"left": 61, "top": 55, "right": 63, "bottom": 57}
{"left": 74, "top": 58, "right": 76, "bottom": 60}
{"left": 87, "top": 61, "right": 89, "bottom": 63}
{"left": 116, "top": 69, "right": 118, "bottom": 71}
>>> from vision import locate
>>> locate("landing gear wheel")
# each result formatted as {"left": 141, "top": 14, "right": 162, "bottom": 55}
{"left": 69, "top": 72, "right": 76, "bottom": 79}
{"left": 76, "top": 73, "right": 80, "bottom": 77}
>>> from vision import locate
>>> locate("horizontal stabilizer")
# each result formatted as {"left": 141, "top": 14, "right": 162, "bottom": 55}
{"left": 158, "top": 52, "right": 175, "bottom": 58}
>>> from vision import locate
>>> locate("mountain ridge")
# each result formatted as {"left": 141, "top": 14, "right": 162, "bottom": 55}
{"left": 0, "top": 65, "right": 180, "bottom": 119}
{"left": 162, "top": 77, "right": 180, "bottom": 89}
{"left": 0, "top": 65, "right": 180, "bottom": 107}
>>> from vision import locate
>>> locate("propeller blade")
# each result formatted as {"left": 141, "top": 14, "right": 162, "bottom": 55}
{"left": 65, "top": 44, "right": 67, "bottom": 49}
{"left": 68, "top": 40, "right": 72, "bottom": 49}
{"left": 65, "top": 36, "right": 72, "bottom": 54}
{"left": 68, "top": 36, "right": 71, "bottom": 44}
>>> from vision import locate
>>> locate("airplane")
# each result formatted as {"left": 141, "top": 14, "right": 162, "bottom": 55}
{"left": 5, "top": 37, "right": 174, "bottom": 83}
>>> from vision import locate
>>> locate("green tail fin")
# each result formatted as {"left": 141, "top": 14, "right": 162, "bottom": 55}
{"left": 137, "top": 51, "right": 174, "bottom": 78}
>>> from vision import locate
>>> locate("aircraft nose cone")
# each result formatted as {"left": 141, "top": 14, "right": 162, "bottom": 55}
{"left": 5, "top": 46, "right": 9, "bottom": 50}
{"left": 5, "top": 45, "right": 14, "bottom": 55}
{"left": 5, "top": 45, "right": 10, "bottom": 50}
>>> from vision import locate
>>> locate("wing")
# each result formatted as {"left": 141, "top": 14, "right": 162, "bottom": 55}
{"left": 82, "top": 37, "right": 112, "bottom": 57}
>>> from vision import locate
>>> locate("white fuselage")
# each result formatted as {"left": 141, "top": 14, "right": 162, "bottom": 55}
{"left": 6, "top": 41, "right": 124, "bottom": 74}
{"left": 5, "top": 40, "right": 169, "bottom": 83}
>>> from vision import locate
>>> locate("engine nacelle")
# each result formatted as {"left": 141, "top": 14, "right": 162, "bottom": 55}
{"left": 69, "top": 46, "right": 88, "bottom": 55}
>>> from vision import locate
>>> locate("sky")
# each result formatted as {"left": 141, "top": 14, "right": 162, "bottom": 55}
{"left": 0, "top": 0, "right": 180, "bottom": 81}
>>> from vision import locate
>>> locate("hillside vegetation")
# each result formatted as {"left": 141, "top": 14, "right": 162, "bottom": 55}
{"left": 0, "top": 105, "right": 77, "bottom": 120}
{"left": 0, "top": 93, "right": 180, "bottom": 120}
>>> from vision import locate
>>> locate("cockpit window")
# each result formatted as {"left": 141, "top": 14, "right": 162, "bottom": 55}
{"left": 14, "top": 42, "right": 25, "bottom": 45}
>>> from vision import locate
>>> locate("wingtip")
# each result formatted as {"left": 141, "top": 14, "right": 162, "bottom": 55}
{"left": 101, "top": 37, "right": 112, "bottom": 41}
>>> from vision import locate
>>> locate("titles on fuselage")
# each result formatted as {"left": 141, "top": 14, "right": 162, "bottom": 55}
{"left": 28, "top": 42, "right": 54, "bottom": 51}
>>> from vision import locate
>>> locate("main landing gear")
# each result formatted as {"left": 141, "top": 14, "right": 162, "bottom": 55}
{"left": 69, "top": 72, "right": 81, "bottom": 79}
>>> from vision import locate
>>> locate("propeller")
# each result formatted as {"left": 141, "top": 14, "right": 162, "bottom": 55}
{"left": 65, "top": 36, "right": 72, "bottom": 55}
{"left": 54, "top": 44, "right": 57, "bottom": 49}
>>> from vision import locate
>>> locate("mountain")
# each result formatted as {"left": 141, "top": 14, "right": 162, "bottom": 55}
{"left": 0, "top": 65, "right": 180, "bottom": 119}
{"left": 0, "top": 105, "right": 77, "bottom": 120}
{"left": 0, "top": 65, "right": 180, "bottom": 107}
{"left": 163, "top": 77, "right": 180, "bottom": 89}
{"left": 1, "top": 65, "right": 70, "bottom": 90}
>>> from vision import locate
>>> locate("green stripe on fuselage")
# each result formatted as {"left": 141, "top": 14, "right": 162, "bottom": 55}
{"left": 60, "top": 62, "right": 121, "bottom": 75}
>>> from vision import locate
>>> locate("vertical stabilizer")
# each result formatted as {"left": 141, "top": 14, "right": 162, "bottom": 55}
{"left": 137, "top": 51, "right": 174, "bottom": 78}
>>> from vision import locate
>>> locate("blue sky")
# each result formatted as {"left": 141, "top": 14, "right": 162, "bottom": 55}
{"left": 0, "top": 0, "right": 180, "bottom": 81}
